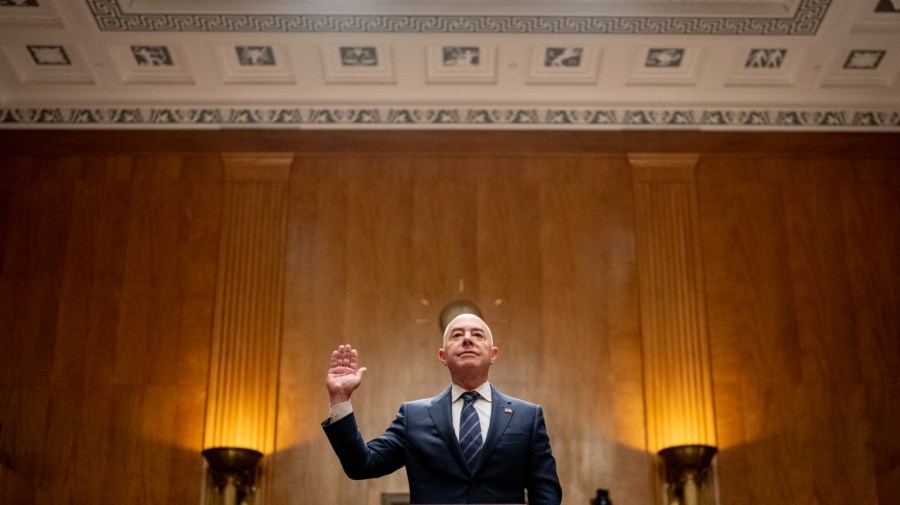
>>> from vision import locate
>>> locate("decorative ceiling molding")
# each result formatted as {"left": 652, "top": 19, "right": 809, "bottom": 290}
{"left": 2, "top": 0, "right": 896, "bottom": 132}
{"left": 3, "top": 105, "right": 896, "bottom": 130}
{"left": 88, "top": 0, "right": 832, "bottom": 35}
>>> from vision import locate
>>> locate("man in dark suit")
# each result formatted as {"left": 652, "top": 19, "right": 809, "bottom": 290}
{"left": 322, "top": 313, "right": 562, "bottom": 504}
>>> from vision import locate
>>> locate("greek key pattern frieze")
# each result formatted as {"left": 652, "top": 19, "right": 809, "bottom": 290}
{"left": 86, "top": 0, "right": 832, "bottom": 35}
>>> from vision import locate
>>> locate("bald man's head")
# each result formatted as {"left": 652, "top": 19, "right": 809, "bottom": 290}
{"left": 442, "top": 313, "right": 494, "bottom": 347}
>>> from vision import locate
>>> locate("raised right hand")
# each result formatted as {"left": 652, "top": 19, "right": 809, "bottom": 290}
{"left": 326, "top": 344, "right": 367, "bottom": 405}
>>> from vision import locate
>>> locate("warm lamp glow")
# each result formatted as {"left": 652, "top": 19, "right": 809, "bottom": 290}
{"left": 203, "top": 387, "right": 274, "bottom": 453}
{"left": 650, "top": 397, "right": 717, "bottom": 451}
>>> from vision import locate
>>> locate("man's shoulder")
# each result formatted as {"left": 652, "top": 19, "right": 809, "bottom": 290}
{"left": 492, "top": 387, "right": 536, "bottom": 405}
{"left": 491, "top": 387, "right": 543, "bottom": 413}
{"left": 403, "top": 388, "right": 452, "bottom": 409}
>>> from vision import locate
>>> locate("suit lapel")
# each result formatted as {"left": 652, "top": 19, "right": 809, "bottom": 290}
{"left": 428, "top": 387, "right": 469, "bottom": 472}
{"left": 471, "top": 386, "right": 514, "bottom": 475}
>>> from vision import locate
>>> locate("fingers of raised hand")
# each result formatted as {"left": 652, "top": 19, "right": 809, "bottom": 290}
{"left": 331, "top": 344, "right": 360, "bottom": 371}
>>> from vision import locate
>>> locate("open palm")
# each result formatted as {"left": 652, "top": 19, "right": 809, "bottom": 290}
{"left": 326, "top": 344, "right": 367, "bottom": 404}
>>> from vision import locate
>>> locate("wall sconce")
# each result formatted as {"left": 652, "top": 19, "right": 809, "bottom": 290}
{"left": 590, "top": 488, "right": 612, "bottom": 505}
{"left": 658, "top": 444, "right": 718, "bottom": 505}
{"left": 202, "top": 447, "right": 263, "bottom": 505}
{"left": 438, "top": 299, "right": 483, "bottom": 332}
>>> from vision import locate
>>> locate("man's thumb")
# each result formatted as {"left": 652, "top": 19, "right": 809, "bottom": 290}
{"left": 358, "top": 367, "right": 368, "bottom": 377}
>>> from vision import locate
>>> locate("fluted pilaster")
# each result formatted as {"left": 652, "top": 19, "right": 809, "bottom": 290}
{"left": 629, "top": 153, "right": 717, "bottom": 453}
{"left": 203, "top": 153, "right": 293, "bottom": 454}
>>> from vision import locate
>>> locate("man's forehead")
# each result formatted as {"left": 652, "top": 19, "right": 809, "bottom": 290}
{"left": 446, "top": 313, "right": 489, "bottom": 331}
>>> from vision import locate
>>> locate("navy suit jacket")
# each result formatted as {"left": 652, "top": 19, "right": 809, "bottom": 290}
{"left": 323, "top": 386, "right": 562, "bottom": 504}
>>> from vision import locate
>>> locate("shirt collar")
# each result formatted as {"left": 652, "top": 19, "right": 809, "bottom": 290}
{"left": 451, "top": 381, "right": 492, "bottom": 403}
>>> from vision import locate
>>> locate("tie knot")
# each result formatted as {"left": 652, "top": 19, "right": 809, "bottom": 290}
{"left": 462, "top": 391, "right": 479, "bottom": 404}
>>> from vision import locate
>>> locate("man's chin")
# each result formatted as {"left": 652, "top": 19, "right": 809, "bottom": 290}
{"left": 450, "top": 358, "right": 484, "bottom": 369}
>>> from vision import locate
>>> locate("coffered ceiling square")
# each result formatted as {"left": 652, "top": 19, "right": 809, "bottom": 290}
{"left": 626, "top": 47, "right": 705, "bottom": 86}
{"left": 851, "top": 0, "right": 900, "bottom": 32}
{"left": 724, "top": 47, "right": 807, "bottom": 86}
{"left": 2, "top": 42, "right": 93, "bottom": 83}
{"left": 821, "top": 47, "right": 897, "bottom": 87}
{"left": 318, "top": 44, "right": 395, "bottom": 84}
{"left": 426, "top": 45, "right": 497, "bottom": 84}
{"left": 526, "top": 46, "right": 601, "bottom": 85}
{"left": 216, "top": 44, "right": 295, "bottom": 84}
{"left": 0, "top": 0, "right": 60, "bottom": 26}
{"left": 108, "top": 43, "right": 194, "bottom": 84}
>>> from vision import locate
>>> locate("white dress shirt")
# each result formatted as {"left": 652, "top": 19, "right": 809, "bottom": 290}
{"left": 451, "top": 381, "right": 492, "bottom": 443}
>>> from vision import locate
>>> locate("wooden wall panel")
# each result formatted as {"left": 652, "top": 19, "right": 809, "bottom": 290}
{"left": 0, "top": 132, "right": 898, "bottom": 505}
{"left": 0, "top": 154, "right": 221, "bottom": 505}
{"left": 0, "top": 156, "right": 77, "bottom": 386}
{"left": 839, "top": 176, "right": 900, "bottom": 504}
{"left": 699, "top": 156, "right": 900, "bottom": 505}
{"left": 51, "top": 156, "right": 132, "bottom": 389}
{"left": 275, "top": 156, "right": 352, "bottom": 505}
{"left": 528, "top": 156, "right": 649, "bottom": 504}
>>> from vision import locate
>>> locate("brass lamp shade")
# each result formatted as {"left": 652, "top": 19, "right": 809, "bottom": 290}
{"left": 657, "top": 444, "right": 717, "bottom": 505}
{"left": 202, "top": 447, "right": 263, "bottom": 487}
{"left": 658, "top": 444, "right": 718, "bottom": 475}
{"left": 202, "top": 447, "right": 263, "bottom": 505}
{"left": 203, "top": 447, "right": 262, "bottom": 474}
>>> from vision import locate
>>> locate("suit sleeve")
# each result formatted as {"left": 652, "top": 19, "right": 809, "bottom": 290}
{"left": 322, "top": 405, "right": 407, "bottom": 480}
{"left": 526, "top": 405, "right": 563, "bottom": 505}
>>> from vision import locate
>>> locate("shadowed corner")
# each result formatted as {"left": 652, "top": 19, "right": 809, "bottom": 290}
{"left": 0, "top": 422, "right": 37, "bottom": 505}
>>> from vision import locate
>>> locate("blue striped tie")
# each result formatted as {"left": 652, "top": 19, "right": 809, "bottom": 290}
{"left": 459, "top": 391, "right": 483, "bottom": 470}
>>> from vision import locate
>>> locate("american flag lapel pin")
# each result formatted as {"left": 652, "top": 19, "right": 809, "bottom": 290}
{"left": 504, "top": 408, "right": 513, "bottom": 414}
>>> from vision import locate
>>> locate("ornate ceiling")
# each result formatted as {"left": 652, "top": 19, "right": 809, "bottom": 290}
{"left": 1, "top": 0, "right": 898, "bottom": 130}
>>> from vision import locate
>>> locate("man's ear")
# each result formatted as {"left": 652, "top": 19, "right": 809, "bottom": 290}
{"left": 438, "top": 348, "right": 447, "bottom": 365}
{"left": 490, "top": 346, "right": 499, "bottom": 363}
